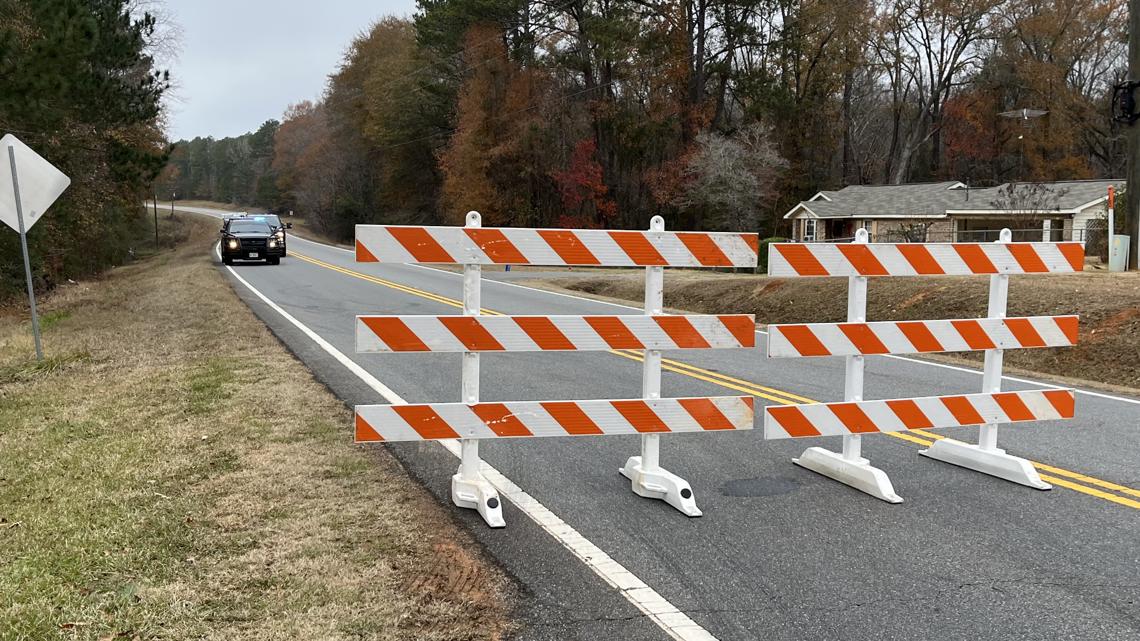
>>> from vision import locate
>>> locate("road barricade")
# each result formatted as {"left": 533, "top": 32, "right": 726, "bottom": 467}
{"left": 764, "top": 228, "right": 1081, "bottom": 502}
{"left": 353, "top": 212, "right": 759, "bottom": 527}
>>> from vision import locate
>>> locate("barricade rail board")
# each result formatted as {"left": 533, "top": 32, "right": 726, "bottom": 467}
{"left": 763, "top": 389, "right": 1075, "bottom": 439}
{"left": 356, "top": 224, "right": 759, "bottom": 267}
{"left": 356, "top": 396, "right": 755, "bottom": 442}
{"left": 768, "top": 241, "right": 1084, "bottom": 277}
{"left": 357, "top": 314, "right": 756, "bottom": 352}
{"left": 767, "top": 316, "right": 1078, "bottom": 358}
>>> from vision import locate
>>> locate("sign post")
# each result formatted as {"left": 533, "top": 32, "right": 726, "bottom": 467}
{"left": 153, "top": 193, "right": 160, "bottom": 248}
{"left": 8, "top": 146, "right": 43, "bottom": 360}
{"left": 1109, "top": 186, "right": 1117, "bottom": 270}
{"left": 1, "top": 134, "right": 71, "bottom": 362}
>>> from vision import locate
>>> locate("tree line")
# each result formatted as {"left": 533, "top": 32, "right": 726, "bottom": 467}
{"left": 159, "top": 0, "right": 1127, "bottom": 240}
{"left": 1, "top": 0, "right": 170, "bottom": 299}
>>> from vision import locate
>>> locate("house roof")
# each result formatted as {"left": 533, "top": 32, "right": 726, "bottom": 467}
{"left": 784, "top": 179, "right": 1124, "bottom": 219}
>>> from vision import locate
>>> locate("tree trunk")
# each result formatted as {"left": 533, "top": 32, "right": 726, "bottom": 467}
{"left": 842, "top": 66, "right": 854, "bottom": 184}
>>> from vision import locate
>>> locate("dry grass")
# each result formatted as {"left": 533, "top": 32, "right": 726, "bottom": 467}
{"left": 0, "top": 216, "right": 511, "bottom": 640}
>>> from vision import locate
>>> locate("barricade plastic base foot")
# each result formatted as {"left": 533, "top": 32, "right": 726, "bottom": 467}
{"left": 619, "top": 456, "right": 702, "bottom": 517}
{"left": 451, "top": 472, "right": 506, "bottom": 528}
{"left": 793, "top": 447, "right": 904, "bottom": 504}
{"left": 919, "top": 438, "right": 1051, "bottom": 490}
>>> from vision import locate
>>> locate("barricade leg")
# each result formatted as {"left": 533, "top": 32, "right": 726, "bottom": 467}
{"left": 449, "top": 211, "right": 505, "bottom": 527}
{"left": 451, "top": 438, "right": 505, "bottom": 526}
{"left": 792, "top": 229, "right": 902, "bottom": 504}
{"left": 619, "top": 216, "right": 700, "bottom": 516}
{"left": 920, "top": 229, "right": 1050, "bottom": 490}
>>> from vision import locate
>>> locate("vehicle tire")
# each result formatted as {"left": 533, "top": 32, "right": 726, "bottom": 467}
{"left": 222, "top": 256, "right": 233, "bottom": 265}
{"left": 268, "top": 257, "right": 280, "bottom": 265}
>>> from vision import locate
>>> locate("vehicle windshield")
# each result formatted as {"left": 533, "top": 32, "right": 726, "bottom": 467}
{"left": 227, "top": 220, "right": 272, "bottom": 234}
{"left": 250, "top": 214, "right": 281, "bottom": 227}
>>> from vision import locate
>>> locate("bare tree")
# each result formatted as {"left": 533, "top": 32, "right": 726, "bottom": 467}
{"left": 874, "top": 0, "right": 998, "bottom": 183}
{"left": 673, "top": 123, "right": 787, "bottom": 231}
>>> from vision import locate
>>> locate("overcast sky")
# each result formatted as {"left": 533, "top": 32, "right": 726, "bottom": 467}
{"left": 164, "top": 0, "right": 417, "bottom": 141}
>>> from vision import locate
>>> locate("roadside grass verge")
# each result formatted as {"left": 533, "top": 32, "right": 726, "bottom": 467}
{"left": 0, "top": 215, "right": 511, "bottom": 640}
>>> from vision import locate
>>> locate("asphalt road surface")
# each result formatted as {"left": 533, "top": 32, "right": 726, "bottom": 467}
{"left": 184, "top": 205, "right": 1140, "bottom": 641}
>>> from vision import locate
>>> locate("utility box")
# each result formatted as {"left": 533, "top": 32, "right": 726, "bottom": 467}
{"left": 1109, "top": 235, "right": 1130, "bottom": 272}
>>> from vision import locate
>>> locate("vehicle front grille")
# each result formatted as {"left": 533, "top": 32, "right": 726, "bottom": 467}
{"left": 240, "top": 238, "right": 267, "bottom": 249}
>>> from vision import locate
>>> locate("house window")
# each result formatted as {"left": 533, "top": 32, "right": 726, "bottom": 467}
{"left": 803, "top": 219, "right": 816, "bottom": 242}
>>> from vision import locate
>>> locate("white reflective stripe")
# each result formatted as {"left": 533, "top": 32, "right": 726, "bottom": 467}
{"left": 580, "top": 401, "right": 638, "bottom": 435}
{"left": 1034, "top": 316, "right": 1075, "bottom": 345}
{"left": 425, "top": 318, "right": 470, "bottom": 351}
{"left": 873, "top": 323, "right": 912, "bottom": 352}
{"left": 356, "top": 406, "right": 422, "bottom": 441}
{"left": 876, "top": 245, "right": 917, "bottom": 275}
{"left": 510, "top": 228, "right": 564, "bottom": 265}
{"left": 986, "top": 322, "right": 1019, "bottom": 347}
{"left": 711, "top": 234, "right": 757, "bottom": 265}
{"left": 926, "top": 245, "right": 970, "bottom": 274}
{"left": 702, "top": 319, "right": 745, "bottom": 346}
{"left": 357, "top": 315, "right": 754, "bottom": 352}
{"left": 1026, "top": 243, "right": 1072, "bottom": 271}
{"left": 576, "top": 232, "right": 628, "bottom": 265}
{"left": 928, "top": 322, "right": 971, "bottom": 352}
{"left": 486, "top": 319, "right": 540, "bottom": 351}
{"left": 637, "top": 320, "right": 679, "bottom": 350}
{"left": 1020, "top": 392, "right": 1061, "bottom": 419}
{"left": 800, "top": 405, "right": 851, "bottom": 436}
{"left": 439, "top": 231, "right": 487, "bottom": 264}
{"left": 766, "top": 316, "right": 1078, "bottom": 357}
{"left": 355, "top": 319, "right": 387, "bottom": 352}
{"left": 861, "top": 401, "right": 905, "bottom": 432}
{"left": 968, "top": 394, "right": 1007, "bottom": 423}
{"left": 435, "top": 404, "right": 494, "bottom": 439}
{"left": 504, "top": 401, "right": 564, "bottom": 437}
{"left": 357, "top": 229, "right": 416, "bottom": 262}
{"left": 813, "top": 324, "right": 853, "bottom": 354}
{"left": 650, "top": 232, "right": 698, "bottom": 265}
{"left": 547, "top": 316, "right": 601, "bottom": 349}
{"left": 761, "top": 390, "right": 1074, "bottom": 439}
{"left": 913, "top": 397, "right": 957, "bottom": 428}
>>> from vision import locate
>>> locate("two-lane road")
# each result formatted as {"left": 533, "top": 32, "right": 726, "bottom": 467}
{"left": 181, "top": 204, "right": 1140, "bottom": 641}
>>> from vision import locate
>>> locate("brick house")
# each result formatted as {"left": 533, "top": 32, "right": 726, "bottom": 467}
{"left": 782, "top": 180, "right": 1122, "bottom": 243}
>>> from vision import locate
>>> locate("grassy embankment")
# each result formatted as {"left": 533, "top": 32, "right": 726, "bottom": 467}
{"left": 0, "top": 215, "right": 510, "bottom": 640}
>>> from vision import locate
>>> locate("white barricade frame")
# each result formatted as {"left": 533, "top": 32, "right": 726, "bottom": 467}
{"left": 354, "top": 213, "right": 759, "bottom": 526}
{"left": 764, "top": 228, "right": 1080, "bottom": 502}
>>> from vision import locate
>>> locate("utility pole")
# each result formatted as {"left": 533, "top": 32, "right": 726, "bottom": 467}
{"left": 1128, "top": 0, "right": 1140, "bottom": 269}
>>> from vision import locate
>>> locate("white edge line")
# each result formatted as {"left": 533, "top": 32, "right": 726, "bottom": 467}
{"left": 214, "top": 241, "right": 718, "bottom": 641}
{"left": 190, "top": 207, "right": 1140, "bottom": 408}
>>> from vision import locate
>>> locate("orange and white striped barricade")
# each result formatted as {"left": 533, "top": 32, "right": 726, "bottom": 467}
{"left": 765, "top": 228, "right": 1081, "bottom": 502}
{"left": 354, "top": 212, "right": 759, "bottom": 526}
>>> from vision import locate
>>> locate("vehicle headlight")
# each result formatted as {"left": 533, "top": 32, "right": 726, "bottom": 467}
{"left": 227, "top": 239, "right": 239, "bottom": 249}
{"left": 268, "top": 240, "right": 278, "bottom": 248}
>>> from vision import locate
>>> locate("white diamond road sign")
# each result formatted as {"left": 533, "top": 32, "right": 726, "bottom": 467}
{"left": 0, "top": 133, "right": 70, "bottom": 233}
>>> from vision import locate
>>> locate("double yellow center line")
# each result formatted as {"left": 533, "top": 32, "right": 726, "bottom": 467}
{"left": 287, "top": 249, "right": 1140, "bottom": 511}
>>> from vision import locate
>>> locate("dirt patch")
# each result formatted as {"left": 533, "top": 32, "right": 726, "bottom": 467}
{"left": 0, "top": 215, "right": 512, "bottom": 640}
{"left": 537, "top": 270, "right": 1140, "bottom": 390}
